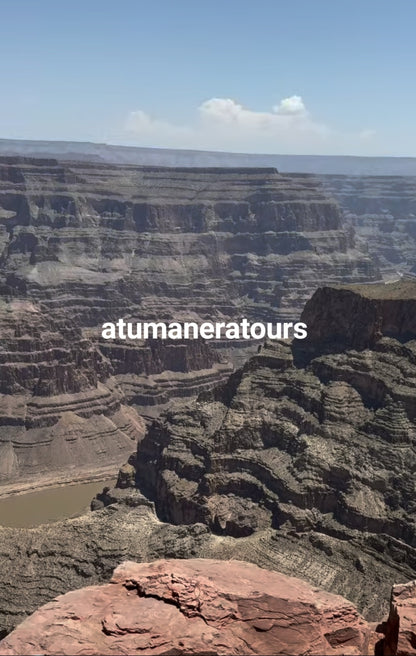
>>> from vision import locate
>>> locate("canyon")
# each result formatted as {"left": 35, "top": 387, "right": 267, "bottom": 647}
{"left": 0, "top": 156, "right": 376, "bottom": 490}
{"left": 1, "top": 152, "right": 416, "bottom": 653}
{"left": 1, "top": 282, "right": 416, "bottom": 643}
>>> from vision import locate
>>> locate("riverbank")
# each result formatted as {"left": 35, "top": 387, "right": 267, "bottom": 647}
{"left": 0, "top": 462, "right": 124, "bottom": 499}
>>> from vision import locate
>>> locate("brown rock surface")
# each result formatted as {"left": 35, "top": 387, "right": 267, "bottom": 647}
{"left": 0, "top": 559, "right": 371, "bottom": 656}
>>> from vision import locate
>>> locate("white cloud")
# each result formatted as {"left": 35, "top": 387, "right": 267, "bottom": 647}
{"left": 273, "top": 95, "right": 306, "bottom": 116}
{"left": 122, "top": 95, "right": 375, "bottom": 155}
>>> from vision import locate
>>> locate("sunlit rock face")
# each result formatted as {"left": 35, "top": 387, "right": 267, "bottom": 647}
{"left": 0, "top": 559, "right": 372, "bottom": 656}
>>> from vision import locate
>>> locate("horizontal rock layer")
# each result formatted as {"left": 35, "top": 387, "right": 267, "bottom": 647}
{"left": 0, "top": 158, "right": 377, "bottom": 322}
{"left": 321, "top": 175, "right": 416, "bottom": 278}
{"left": 0, "top": 158, "right": 377, "bottom": 486}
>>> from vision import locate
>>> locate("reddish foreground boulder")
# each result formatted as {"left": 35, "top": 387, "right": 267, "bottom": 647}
{"left": 0, "top": 558, "right": 371, "bottom": 655}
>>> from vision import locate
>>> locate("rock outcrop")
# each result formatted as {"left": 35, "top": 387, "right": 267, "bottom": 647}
{"left": 0, "top": 157, "right": 377, "bottom": 488}
{"left": 0, "top": 558, "right": 372, "bottom": 656}
{"left": 135, "top": 281, "right": 416, "bottom": 549}
{"left": 8, "top": 560, "right": 416, "bottom": 655}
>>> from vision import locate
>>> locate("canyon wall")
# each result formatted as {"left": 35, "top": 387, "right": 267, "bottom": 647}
{"left": 0, "top": 157, "right": 376, "bottom": 487}
{"left": 321, "top": 175, "right": 416, "bottom": 277}
{"left": 2, "top": 283, "right": 416, "bottom": 636}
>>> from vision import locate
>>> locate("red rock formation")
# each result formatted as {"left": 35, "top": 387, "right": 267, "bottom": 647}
{"left": 0, "top": 559, "right": 371, "bottom": 655}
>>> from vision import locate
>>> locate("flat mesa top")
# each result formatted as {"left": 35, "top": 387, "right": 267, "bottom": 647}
{"left": 336, "top": 279, "right": 416, "bottom": 300}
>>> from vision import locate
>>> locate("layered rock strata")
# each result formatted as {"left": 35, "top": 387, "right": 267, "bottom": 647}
{"left": 321, "top": 175, "right": 416, "bottom": 278}
{"left": 0, "top": 157, "right": 377, "bottom": 486}
{"left": 0, "top": 559, "right": 372, "bottom": 656}
{"left": 0, "top": 157, "right": 377, "bottom": 322}
{"left": 135, "top": 281, "right": 416, "bottom": 548}
{"left": 2, "top": 283, "right": 416, "bottom": 635}
{"left": 0, "top": 300, "right": 145, "bottom": 489}
{"left": 0, "top": 297, "right": 227, "bottom": 489}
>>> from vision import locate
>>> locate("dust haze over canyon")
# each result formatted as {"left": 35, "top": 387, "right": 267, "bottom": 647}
{"left": 1, "top": 141, "right": 416, "bottom": 654}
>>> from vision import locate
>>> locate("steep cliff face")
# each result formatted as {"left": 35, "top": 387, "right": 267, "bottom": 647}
{"left": 0, "top": 300, "right": 146, "bottom": 488}
{"left": 295, "top": 280, "right": 416, "bottom": 359}
{"left": 135, "top": 282, "right": 416, "bottom": 546}
{"left": 0, "top": 157, "right": 377, "bottom": 487}
{"left": 321, "top": 175, "right": 416, "bottom": 277}
{"left": 0, "top": 158, "right": 376, "bottom": 323}
{"left": 3, "top": 283, "right": 416, "bottom": 635}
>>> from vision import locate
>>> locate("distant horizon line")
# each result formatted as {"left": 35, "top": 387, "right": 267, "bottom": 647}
{"left": 0, "top": 136, "right": 415, "bottom": 161}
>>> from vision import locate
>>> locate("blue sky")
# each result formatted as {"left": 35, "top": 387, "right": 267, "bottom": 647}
{"left": 1, "top": 0, "right": 415, "bottom": 156}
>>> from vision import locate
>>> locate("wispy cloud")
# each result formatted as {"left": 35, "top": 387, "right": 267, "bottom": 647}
{"left": 123, "top": 95, "right": 376, "bottom": 155}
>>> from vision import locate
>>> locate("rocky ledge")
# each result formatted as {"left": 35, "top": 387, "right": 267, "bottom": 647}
{"left": 0, "top": 558, "right": 373, "bottom": 656}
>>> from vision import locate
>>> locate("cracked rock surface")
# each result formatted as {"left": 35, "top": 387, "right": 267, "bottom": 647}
{"left": 0, "top": 559, "right": 372, "bottom": 656}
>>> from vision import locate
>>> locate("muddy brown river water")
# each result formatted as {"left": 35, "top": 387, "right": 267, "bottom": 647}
{"left": 0, "top": 479, "right": 115, "bottom": 528}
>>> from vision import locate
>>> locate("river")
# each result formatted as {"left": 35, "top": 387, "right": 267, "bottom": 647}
{"left": 0, "top": 479, "right": 115, "bottom": 528}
